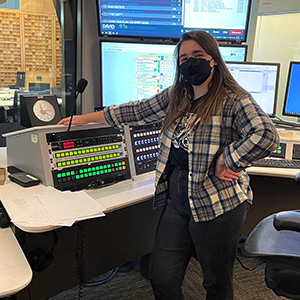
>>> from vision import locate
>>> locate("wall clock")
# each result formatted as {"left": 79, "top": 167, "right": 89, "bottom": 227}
{"left": 20, "top": 94, "right": 62, "bottom": 127}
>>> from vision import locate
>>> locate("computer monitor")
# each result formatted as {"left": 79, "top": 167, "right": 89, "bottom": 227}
{"left": 97, "top": 0, "right": 252, "bottom": 42}
{"left": 100, "top": 40, "right": 248, "bottom": 107}
{"left": 29, "top": 82, "right": 51, "bottom": 91}
{"left": 226, "top": 62, "right": 280, "bottom": 117}
{"left": 282, "top": 61, "right": 300, "bottom": 117}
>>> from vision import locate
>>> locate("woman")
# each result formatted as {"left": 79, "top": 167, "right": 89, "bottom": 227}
{"left": 58, "top": 30, "right": 279, "bottom": 299}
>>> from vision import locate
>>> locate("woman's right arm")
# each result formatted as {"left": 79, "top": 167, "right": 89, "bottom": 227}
{"left": 57, "top": 110, "right": 108, "bottom": 126}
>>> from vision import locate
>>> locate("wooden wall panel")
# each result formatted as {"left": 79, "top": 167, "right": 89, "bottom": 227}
{"left": 0, "top": 3, "right": 62, "bottom": 89}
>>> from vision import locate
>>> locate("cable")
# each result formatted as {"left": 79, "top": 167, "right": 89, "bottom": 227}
{"left": 85, "top": 268, "right": 119, "bottom": 287}
{"left": 75, "top": 220, "right": 86, "bottom": 300}
{"left": 272, "top": 116, "right": 300, "bottom": 129}
{"left": 235, "top": 255, "right": 266, "bottom": 271}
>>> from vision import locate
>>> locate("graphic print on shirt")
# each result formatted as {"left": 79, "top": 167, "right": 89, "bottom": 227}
{"left": 172, "top": 113, "right": 196, "bottom": 152}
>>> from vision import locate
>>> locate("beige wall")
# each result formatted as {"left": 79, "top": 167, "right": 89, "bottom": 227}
{"left": 252, "top": 13, "right": 300, "bottom": 120}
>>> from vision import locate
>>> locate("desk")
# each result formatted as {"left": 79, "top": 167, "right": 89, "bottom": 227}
{"left": 0, "top": 228, "right": 32, "bottom": 298}
{"left": 0, "top": 147, "right": 160, "bottom": 300}
{"left": 1, "top": 145, "right": 300, "bottom": 299}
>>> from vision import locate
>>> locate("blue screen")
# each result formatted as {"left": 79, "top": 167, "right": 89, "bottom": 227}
{"left": 100, "top": 41, "right": 247, "bottom": 107}
{"left": 97, "top": 0, "right": 251, "bottom": 41}
{"left": 283, "top": 62, "right": 300, "bottom": 117}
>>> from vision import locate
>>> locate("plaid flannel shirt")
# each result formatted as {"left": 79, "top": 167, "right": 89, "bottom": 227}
{"left": 104, "top": 86, "right": 279, "bottom": 222}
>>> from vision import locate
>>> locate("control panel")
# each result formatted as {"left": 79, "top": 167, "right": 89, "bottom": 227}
{"left": 128, "top": 121, "right": 162, "bottom": 176}
{"left": 46, "top": 127, "right": 130, "bottom": 191}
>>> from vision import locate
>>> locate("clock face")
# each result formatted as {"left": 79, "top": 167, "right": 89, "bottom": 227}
{"left": 32, "top": 100, "right": 56, "bottom": 122}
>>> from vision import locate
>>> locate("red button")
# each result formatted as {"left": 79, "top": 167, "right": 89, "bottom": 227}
{"left": 230, "top": 30, "right": 243, "bottom": 35}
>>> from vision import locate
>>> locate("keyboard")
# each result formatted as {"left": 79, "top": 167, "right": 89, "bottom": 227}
{"left": 0, "top": 200, "right": 10, "bottom": 228}
{"left": 252, "top": 158, "right": 300, "bottom": 169}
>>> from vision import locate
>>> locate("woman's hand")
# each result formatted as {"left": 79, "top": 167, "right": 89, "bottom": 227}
{"left": 57, "top": 111, "right": 107, "bottom": 126}
{"left": 57, "top": 115, "right": 88, "bottom": 126}
{"left": 215, "top": 154, "right": 240, "bottom": 181}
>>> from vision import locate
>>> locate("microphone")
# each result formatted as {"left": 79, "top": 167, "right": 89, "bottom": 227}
{"left": 66, "top": 78, "right": 88, "bottom": 133}
{"left": 75, "top": 78, "right": 88, "bottom": 94}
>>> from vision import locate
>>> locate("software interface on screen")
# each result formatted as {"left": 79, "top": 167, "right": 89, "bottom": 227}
{"left": 283, "top": 62, "right": 300, "bottom": 116}
{"left": 101, "top": 42, "right": 247, "bottom": 107}
{"left": 98, "top": 0, "right": 251, "bottom": 41}
{"left": 226, "top": 62, "right": 279, "bottom": 116}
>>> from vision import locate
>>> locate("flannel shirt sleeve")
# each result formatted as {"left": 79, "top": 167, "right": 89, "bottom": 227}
{"left": 223, "top": 94, "right": 280, "bottom": 172}
{"left": 103, "top": 87, "right": 171, "bottom": 128}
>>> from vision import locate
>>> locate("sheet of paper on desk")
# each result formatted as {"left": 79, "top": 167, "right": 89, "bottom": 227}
{"left": 2, "top": 186, "right": 105, "bottom": 227}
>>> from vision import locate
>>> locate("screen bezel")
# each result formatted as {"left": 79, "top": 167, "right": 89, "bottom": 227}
{"left": 225, "top": 61, "right": 281, "bottom": 118}
{"left": 282, "top": 61, "right": 300, "bottom": 117}
{"left": 96, "top": 0, "right": 252, "bottom": 42}
{"left": 99, "top": 38, "right": 178, "bottom": 108}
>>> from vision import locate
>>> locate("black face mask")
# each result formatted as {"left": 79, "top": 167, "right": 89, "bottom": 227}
{"left": 179, "top": 57, "right": 213, "bottom": 86}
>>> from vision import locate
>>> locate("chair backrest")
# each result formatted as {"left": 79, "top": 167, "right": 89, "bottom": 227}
{"left": 13, "top": 89, "right": 50, "bottom": 122}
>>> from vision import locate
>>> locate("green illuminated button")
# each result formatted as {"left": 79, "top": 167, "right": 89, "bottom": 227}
{"left": 101, "top": 147, "right": 105, "bottom": 151}
{"left": 86, "top": 149, "right": 90, "bottom": 153}
{"left": 97, "top": 171, "right": 100, "bottom": 175}
{"left": 62, "top": 162, "right": 66, "bottom": 166}
{"left": 108, "top": 169, "right": 112, "bottom": 173}
{"left": 95, "top": 156, "right": 99, "bottom": 160}
{"left": 62, "top": 173, "right": 66, "bottom": 177}
{"left": 66, "top": 172, "right": 70, "bottom": 176}
{"left": 79, "top": 159, "right": 83, "bottom": 163}
{"left": 99, "top": 156, "right": 103, "bottom": 160}
{"left": 104, "top": 165, "right": 107, "bottom": 169}
{"left": 75, "top": 160, "right": 79, "bottom": 163}
{"left": 57, "top": 174, "right": 62, "bottom": 178}
{"left": 118, "top": 162, "right": 122, "bottom": 166}
{"left": 71, "top": 160, "right": 75, "bottom": 164}
{"left": 57, "top": 162, "right": 62, "bottom": 167}
{"left": 100, "top": 166, "right": 103, "bottom": 170}
{"left": 108, "top": 146, "right": 112, "bottom": 150}
{"left": 93, "top": 172, "right": 96, "bottom": 176}
{"left": 87, "top": 158, "right": 91, "bottom": 162}
{"left": 56, "top": 153, "right": 61, "bottom": 158}
{"left": 82, "top": 150, "right": 86, "bottom": 154}
{"left": 71, "top": 171, "right": 75, "bottom": 175}
{"left": 74, "top": 151, "right": 78, "bottom": 155}
{"left": 84, "top": 169, "right": 88, "bottom": 173}
{"left": 79, "top": 170, "right": 84, "bottom": 174}
{"left": 117, "top": 153, "right": 120, "bottom": 156}
{"left": 100, "top": 170, "right": 104, "bottom": 174}
{"left": 119, "top": 167, "right": 122, "bottom": 170}
{"left": 112, "top": 145, "right": 116, "bottom": 149}
{"left": 104, "top": 170, "right": 108, "bottom": 173}
{"left": 76, "top": 175, "right": 80, "bottom": 179}
{"left": 61, "top": 153, "right": 65, "bottom": 157}
{"left": 105, "top": 146, "right": 108, "bottom": 150}
{"left": 78, "top": 150, "right": 82, "bottom": 154}
{"left": 65, "top": 152, "right": 69, "bottom": 156}
{"left": 88, "top": 168, "right": 91, "bottom": 172}
{"left": 96, "top": 166, "right": 99, "bottom": 170}
{"left": 70, "top": 152, "right": 74, "bottom": 156}
{"left": 88, "top": 172, "right": 92, "bottom": 176}
{"left": 67, "top": 161, "right": 70, "bottom": 165}
{"left": 116, "top": 145, "right": 119, "bottom": 149}
{"left": 113, "top": 153, "right": 117, "bottom": 157}
{"left": 80, "top": 174, "right": 84, "bottom": 178}
{"left": 92, "top": 167, "right": 95, "bottom": 171}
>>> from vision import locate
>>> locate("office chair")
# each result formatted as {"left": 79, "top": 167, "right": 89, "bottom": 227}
{"left": 241, "top": 173, "right": 300, "bottom": 299}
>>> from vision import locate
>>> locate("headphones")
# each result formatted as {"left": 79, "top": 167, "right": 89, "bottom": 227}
{"left": 21, "top": 230, "right": 58, "bottom": 272}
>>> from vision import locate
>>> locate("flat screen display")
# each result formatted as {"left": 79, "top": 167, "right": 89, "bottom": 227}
{"left": 97, "top": 0, "right": 252, "bottom": 42}
{"left": 100, "top": 41, "right": 247, "bottom": 107}
{"left": 226, "top": 62, "right": 280, "bottom": 117}
{"left": 282, "top": 61, "right": 300, "bottom": 117}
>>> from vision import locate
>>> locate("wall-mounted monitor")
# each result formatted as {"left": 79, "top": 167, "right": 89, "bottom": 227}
{"left": 282, "top": 61, "right": 300, "bottom": 117}
{"left": 97, "top": 0, "right": 252, "bottom": 42}
{"left": 219, "top": 44, "right": 247, "bottom": 62}
{"left": 226, "top": 62, "right": 280, "bottom": 117}
{"left": 100, "top": 40, "right": 248, "bottom": 107}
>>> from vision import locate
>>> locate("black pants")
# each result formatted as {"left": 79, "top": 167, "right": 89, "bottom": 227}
{"left": 150, "top": 166, "right": 250, "bottom": 300}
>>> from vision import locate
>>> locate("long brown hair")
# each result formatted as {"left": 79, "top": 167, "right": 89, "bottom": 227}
{"left": 162, "top": 30, "right": 246, "bottom": 131}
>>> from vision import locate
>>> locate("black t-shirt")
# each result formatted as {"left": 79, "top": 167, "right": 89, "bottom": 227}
{"left": 169, "top": 95, "right": 204, "bottom": 169}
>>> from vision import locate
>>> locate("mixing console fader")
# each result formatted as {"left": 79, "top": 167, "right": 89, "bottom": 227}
{"left": 47, "top": 126, "right": 130, "bottom": 191}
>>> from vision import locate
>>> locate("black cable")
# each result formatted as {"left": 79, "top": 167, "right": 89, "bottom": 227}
{"left": 235, "top": 255, "right": 266, "bottom": 271}
{"left": 75, "top": 220, "right": 86, "bottom": 300}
